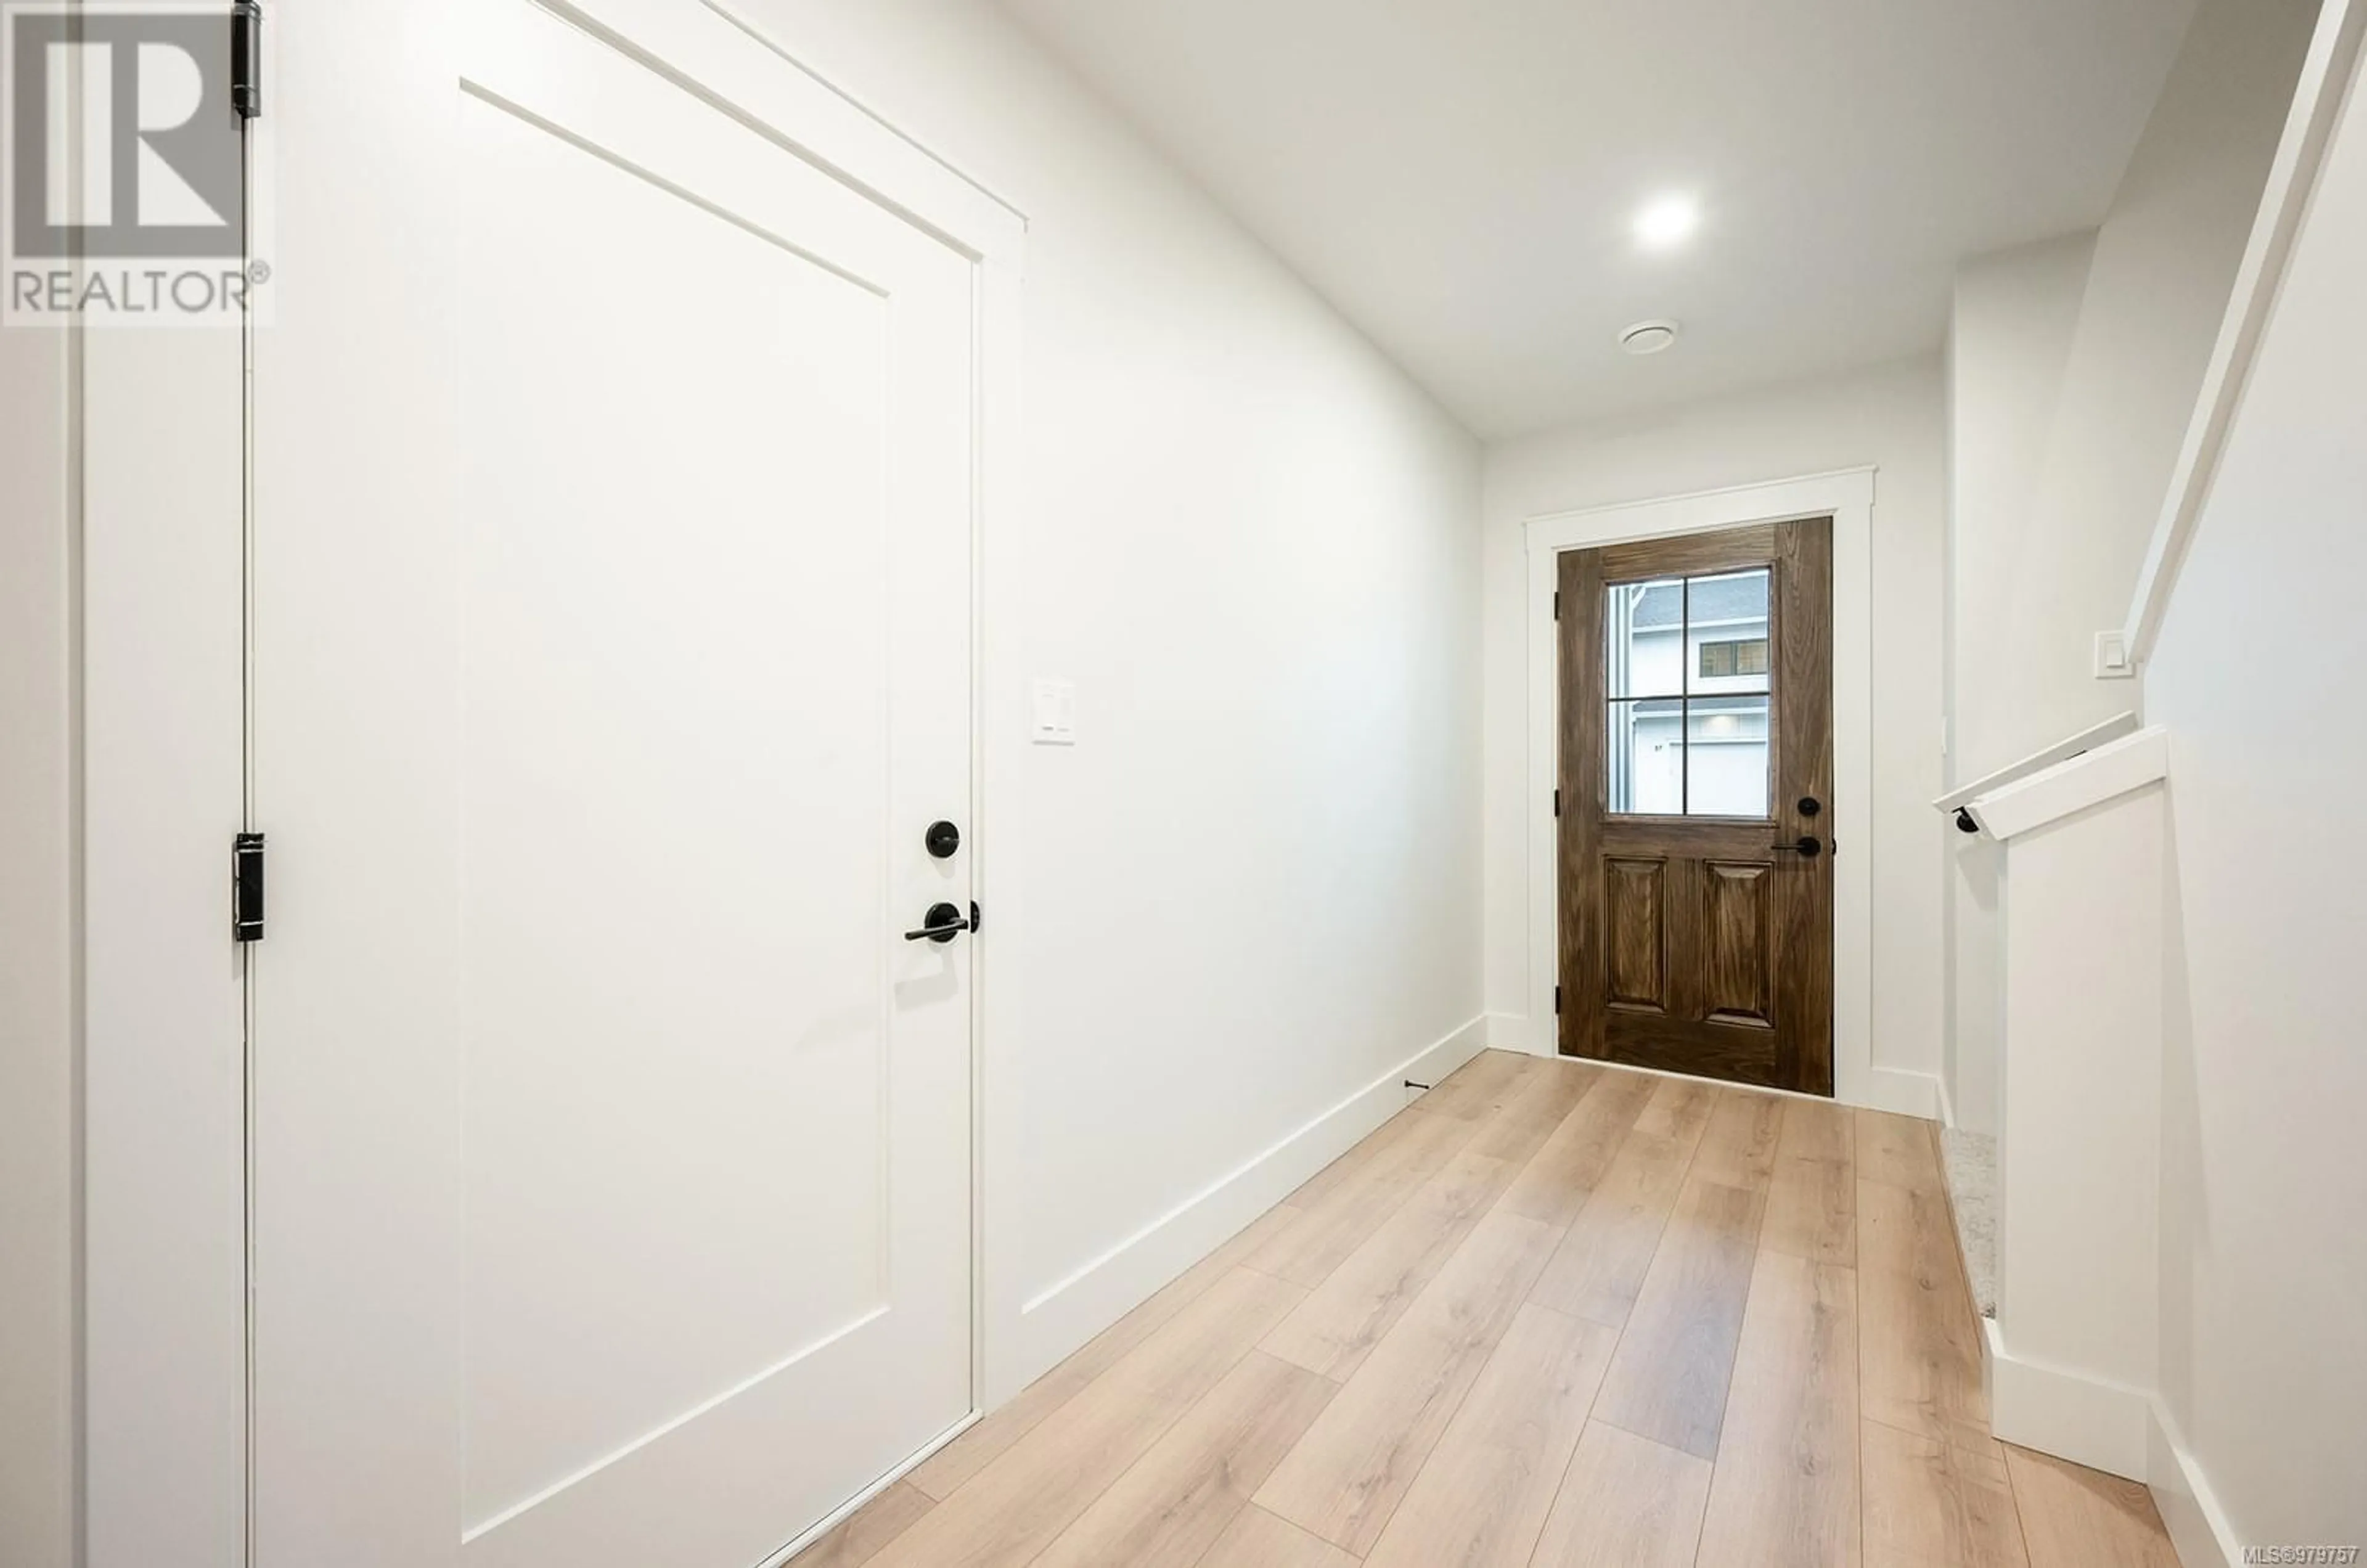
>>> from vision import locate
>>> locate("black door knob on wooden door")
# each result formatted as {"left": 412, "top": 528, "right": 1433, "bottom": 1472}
{"left": 1771, "top": 836, "right": 1822, "bottom": 857}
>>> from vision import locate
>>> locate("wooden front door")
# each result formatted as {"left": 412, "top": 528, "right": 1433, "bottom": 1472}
{"left": 1556, "top": 518, "right": 1835, "bottom": 1093}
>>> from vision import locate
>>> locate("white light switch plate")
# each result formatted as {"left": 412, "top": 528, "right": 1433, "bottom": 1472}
{"left": 2093, "top": 630, "right": 2135, "bottom": 680}
{"left": 1030, "top": 678, "right": 1076, "bottom": 744}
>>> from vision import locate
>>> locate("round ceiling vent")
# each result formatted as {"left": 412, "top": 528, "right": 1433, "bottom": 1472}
{"left": 1619, "top": 319, "right": 1680, "bottom": 355}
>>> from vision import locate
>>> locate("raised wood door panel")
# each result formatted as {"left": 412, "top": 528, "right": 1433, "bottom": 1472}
{"left": 1605, "top": 858, "right": 1669, "bottom": 1010}
{"left": 1558, "top": 518, "right": 1834, "bottom": 1094}
{"left": 1702, "top": 861, "right": 1775, "bottom": 1026}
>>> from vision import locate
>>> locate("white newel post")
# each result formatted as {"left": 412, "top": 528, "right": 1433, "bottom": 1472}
{"left": 1970, "top": 727, "right": 2169, "bottom": 1480}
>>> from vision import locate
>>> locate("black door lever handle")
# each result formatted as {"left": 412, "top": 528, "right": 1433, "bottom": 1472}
{"left": 1771, "top": 836, "right": 1823, "bottom": 857}
{"left": 904, "top": 901, "right": 973, "bottom": 942}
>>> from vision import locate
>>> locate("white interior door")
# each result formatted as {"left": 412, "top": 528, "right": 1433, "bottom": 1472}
{"left": 251, "top": 4, "right": 976, "bottom": 1564}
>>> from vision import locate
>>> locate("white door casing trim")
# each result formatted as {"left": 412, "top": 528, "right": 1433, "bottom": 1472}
{"left": 1520, "top": 468, "right": 1911, "bottom": 1114}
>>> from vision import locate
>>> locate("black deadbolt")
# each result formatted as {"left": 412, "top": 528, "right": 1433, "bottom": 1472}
{"left": 925, "top": 820, "right": 961, "bottom": 859}
{"left": 1797, "top": 796, "right": 1822, "bottom": 817}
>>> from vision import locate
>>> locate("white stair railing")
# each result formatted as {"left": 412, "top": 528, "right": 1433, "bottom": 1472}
{"left": 1932, "top": 710, "right": 2140, "bottom": 836}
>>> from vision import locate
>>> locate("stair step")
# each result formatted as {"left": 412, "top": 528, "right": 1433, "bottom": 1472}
{"left": 1938, "top": 1127, "right": 1997, "bottom": 1320}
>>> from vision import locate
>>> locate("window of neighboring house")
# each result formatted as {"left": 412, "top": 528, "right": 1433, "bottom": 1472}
{"left": 1699, "top": 638, "right": 1769, "bottom": 679}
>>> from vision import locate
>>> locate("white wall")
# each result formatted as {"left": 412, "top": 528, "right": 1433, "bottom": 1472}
{"left": 2143, "top": 45, "right": 2367, "bottom": 1551}
{"left": 1481, "top": 356, "right": 1947, "bottom": 1092}
{"left": 0, "top": 318, "right": 75, "bottom": 1568}
{"left": 2, "top": 0, "right": 1485, "bottom": 1530}
{"left": 735, "top": 0, "right": 1486, "bottom": 1378}
{"left": 1942, "top": 233, "right": 2095, "bottom": 1135}
{"left": 1966, "top": 0, "right": 2317, "bottom": 782}
{"left": 1939, "top": 0, "right": 2313, "bottom": 1135}
{"left": 1945, "top": 235, "right": 2096, "bottom": 782}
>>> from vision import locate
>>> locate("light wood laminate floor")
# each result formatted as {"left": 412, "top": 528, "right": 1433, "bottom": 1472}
{"left": 795, "top": 1050, "right": 2181, "bottom": 1568}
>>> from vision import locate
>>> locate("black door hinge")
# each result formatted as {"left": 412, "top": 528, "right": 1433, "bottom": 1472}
{"left": 1553, "top": 788, "right": 1561, "bottom": 818}
{"left": 231, "top": 1, "right": 263, "bottom": 120}
{"left": 232, "top": 832, "right": 266, "bottom": 943}
{"left": 1553, "top": 984, "right": 1561, "bottom": 1015}
{"left": 1553, "top": 590, "right": 1560, "bottom": 620}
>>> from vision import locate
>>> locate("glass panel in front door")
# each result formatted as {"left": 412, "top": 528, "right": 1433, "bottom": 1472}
{"left": 1605, "top": 566, "right": 1773, "bottom": 818}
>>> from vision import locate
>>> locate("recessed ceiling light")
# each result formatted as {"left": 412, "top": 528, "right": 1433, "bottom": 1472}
{"left": 1620, "top": 319, "right": 1680, "bottom": 355}
{"left": 1633, "top": 193, "right": 1700, "bottom": 250}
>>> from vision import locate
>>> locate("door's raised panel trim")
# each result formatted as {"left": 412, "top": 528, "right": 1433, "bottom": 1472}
{"left": 457, "top": 79, "right": 893, "bottom": 299}
{"left": 548, "top": 0, "right": 1029, "bottom": 247}
{"left": 696, "top": 0, "right": 1028, "bottom": 227}
{"left": 1603, "top": 857, "right": 1667, "bottom": 1011}
{"left": 463, "top": 1307, "right": 890, "bottom": 1546}
{"left": 1700, "top": 860, "right": 1774, "bottom": 1026}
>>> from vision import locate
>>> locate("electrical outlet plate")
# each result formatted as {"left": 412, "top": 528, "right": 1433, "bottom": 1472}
{"left": 2093, "top": 630, "right": 2135, "bottom": 680}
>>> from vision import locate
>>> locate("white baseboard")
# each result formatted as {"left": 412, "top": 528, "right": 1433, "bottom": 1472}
{"left": 2148, "top": 1399, "right": 2244, "bottom": 1568}
{"left": 1486, "top": 1011, "right": 1544, "bottom": 1053}
{"left": 1982, "top": 1318, "right": 2151, "bottom": 1481}
{"left": 1007, "top": 1015, "right": 1490, "bottom": 1389}
{"left": 1863, "top": 1066, "right": 1943, "bottom": 1119}
{"left": 1979, "top": 1331, "right": 2249, "bottom": 1568}
{"left": 1482, "top": 1016, "right": 1943, "bottom": 1122}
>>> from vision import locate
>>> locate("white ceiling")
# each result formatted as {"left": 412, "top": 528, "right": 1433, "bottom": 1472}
{"left": 996, "top": 0, "right": 2203, "bottom": 437}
